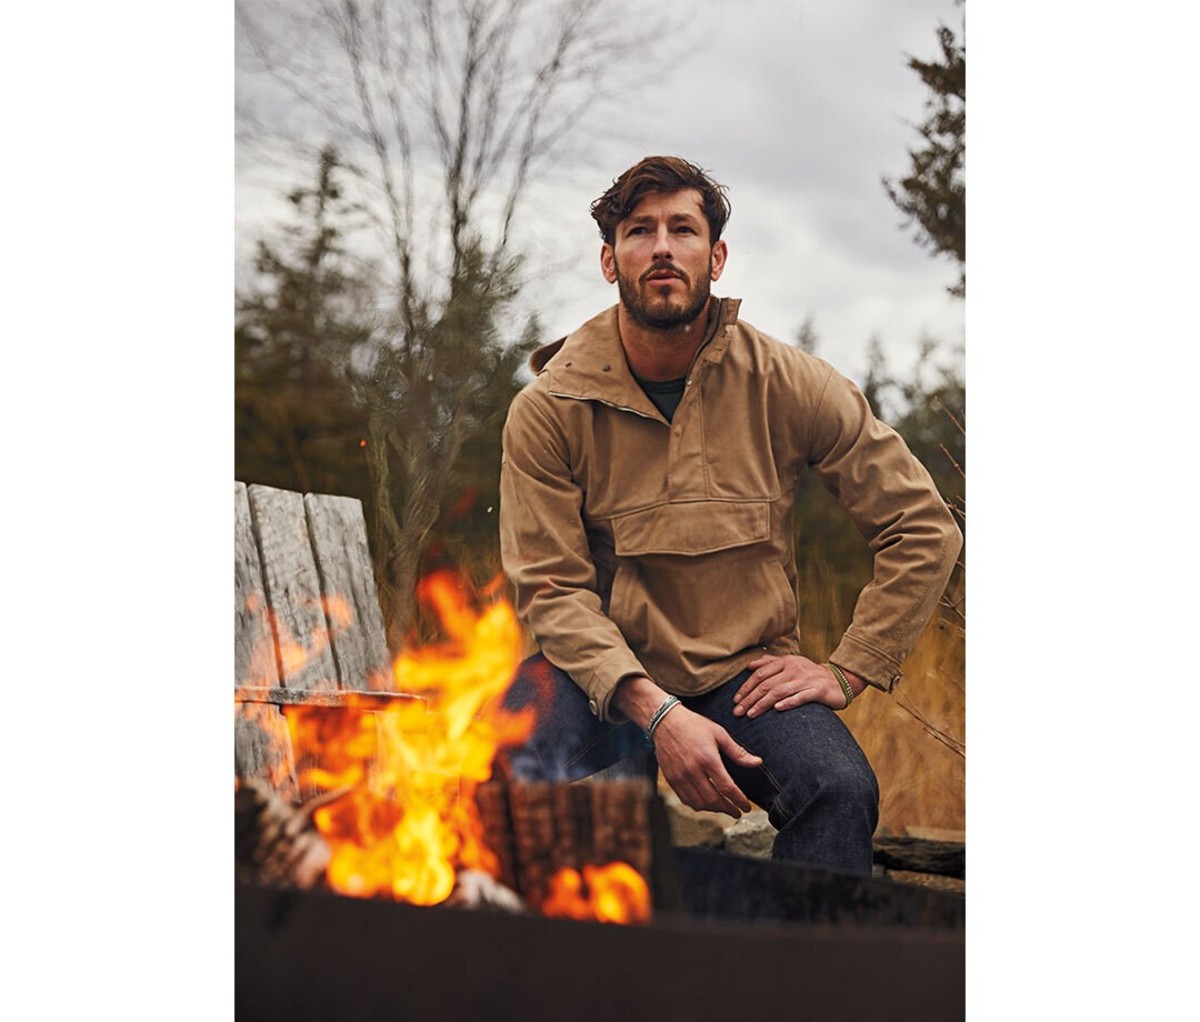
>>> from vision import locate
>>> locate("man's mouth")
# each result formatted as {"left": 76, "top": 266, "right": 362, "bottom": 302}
{"left": 644, "top": 268, "right": 684, "bottom": 284}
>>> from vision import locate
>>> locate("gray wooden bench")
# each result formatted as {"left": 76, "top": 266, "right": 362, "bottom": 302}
{"left": 234, "top": 481, "right": 420, "bottom": 802}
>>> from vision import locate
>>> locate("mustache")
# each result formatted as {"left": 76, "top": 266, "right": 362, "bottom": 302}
{"left": 640, "top": 261, "right": 687, "bottom": 285}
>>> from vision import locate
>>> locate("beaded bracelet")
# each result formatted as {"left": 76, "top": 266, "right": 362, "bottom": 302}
{"left": 644, "top": 695, "right": 681, "bottom": 746}
{"left": 828, "top": 663, "right": 854, "bottom": 710}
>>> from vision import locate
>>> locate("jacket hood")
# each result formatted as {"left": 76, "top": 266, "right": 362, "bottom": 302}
{"left": 530, "top": 335, "right": 567, "bottom": 373}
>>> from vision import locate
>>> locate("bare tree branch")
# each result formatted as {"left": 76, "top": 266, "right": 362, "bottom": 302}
{"left": 237, "top": 0, "right": 672, "bottom": 640}
{"left": 896, "top": 692, "right": 965, "bottom": 759}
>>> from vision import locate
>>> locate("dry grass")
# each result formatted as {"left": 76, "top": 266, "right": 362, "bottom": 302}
{"left": 841, "top": 613, "right": 965, "bottom": 836}
{"left": 791, "top": 540, "right": 966, "bottom": 837}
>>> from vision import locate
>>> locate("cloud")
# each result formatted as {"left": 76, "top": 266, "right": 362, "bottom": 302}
{"left": 234, "top": 0, "right": 965, "bottom": 383}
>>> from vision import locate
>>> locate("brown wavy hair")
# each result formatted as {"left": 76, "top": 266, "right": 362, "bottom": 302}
{"left": 590, "top": 156, "right": 731, "bottom": 245}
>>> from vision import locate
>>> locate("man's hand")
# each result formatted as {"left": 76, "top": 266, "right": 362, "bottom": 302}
{"left": 734, "top": 654, "right": 866, "bottom": 717}
{"left": 613, "top": 674, "right": 762, "bottom": 818}
{"left": 651, "top": 706, "right": 763, "bottom": 818}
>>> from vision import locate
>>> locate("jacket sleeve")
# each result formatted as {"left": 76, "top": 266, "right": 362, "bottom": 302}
{"left": 804, "top": 365, "right": 963, "bottom": 691}
{"left": 499, "top": 389, "right": 649, "bottom": 721}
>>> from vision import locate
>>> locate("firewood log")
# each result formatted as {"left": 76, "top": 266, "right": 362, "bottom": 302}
{"left": 508, "top": 781, "right": 558, "bottom": 902}
{"left": 234, "top": 777, "right": 343, "bottom": 890}
{"left": 502, "top": 778, "right": 655, "bottom": 905}
{"left": 475, "top": 782, "right": 518, "bottom": 891}
{"left": 588, "top": 778, "right": 653, "bottom": 877}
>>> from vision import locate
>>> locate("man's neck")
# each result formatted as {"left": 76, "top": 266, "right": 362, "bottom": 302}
{"left": 617, "top": 300, "right": 715, "bottom": 382}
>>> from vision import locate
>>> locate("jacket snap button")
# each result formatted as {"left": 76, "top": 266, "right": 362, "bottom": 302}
{"left": 602, "top": 363, "right": 611, "bottom": 371}
{"left": 588, "top": 698, "right": 599, "bottom": 716}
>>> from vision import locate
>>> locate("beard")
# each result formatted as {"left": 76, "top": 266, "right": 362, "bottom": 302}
{"left": 615, "top": 254, "right": 713, "bottom": 331}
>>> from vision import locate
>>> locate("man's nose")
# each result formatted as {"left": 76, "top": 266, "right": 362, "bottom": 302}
{"left": 652, "top": 225, "right": 673, "bottom": 259}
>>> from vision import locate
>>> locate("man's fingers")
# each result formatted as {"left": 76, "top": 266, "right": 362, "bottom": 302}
{"left": 736, "top": 686, "right": 783, "bottom": 718}
{"left": 674, "top": 776, "right": 741, "bottom": 817}
{"left": 705, "top": 777, "right": 744, "bottom": 820}
{"left": 705, "top": 772, "right": 751, "bottom": 815}
{"left": 676, "top": 781, "right": 706, "bottom": 813}
{"left": 716, "top": 730, "right": 763, "bottom": 767}
{"left": 711, "top": 779, "right": 751, "bottom": 815}
{"left": 734, "top": 660, "right": 782, "bottom": 703}
{"left": 671, "top": 762, "right": 757, "bottom": 817}
{"left": 733, "top": 680, "right": 774, "bottom": 716}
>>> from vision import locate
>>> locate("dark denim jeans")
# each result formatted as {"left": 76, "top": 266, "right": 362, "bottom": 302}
{"left": 499, "top": 653, "right": 880, "bottom": 875}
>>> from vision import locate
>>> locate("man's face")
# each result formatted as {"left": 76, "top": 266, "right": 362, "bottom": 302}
{"left": 600, "top": 189, "right": 728, "bottom": 331}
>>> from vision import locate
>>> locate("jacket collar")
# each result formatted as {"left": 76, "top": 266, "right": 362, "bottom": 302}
{"left": 530, "top": 297, "right": 743, "bottom": 413}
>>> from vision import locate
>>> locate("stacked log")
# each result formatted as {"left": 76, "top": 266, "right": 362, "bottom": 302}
{"left": 590, "top": 780, "right": 653, "bottom": 879}
{"left": 236, "top": 771, "right": 656, "bottom": 910}
{"left": 475, "top": 782, "right": 519, "bottom": 891}
{"left": 477, "top": 778, "right": 654, "bottom": 907}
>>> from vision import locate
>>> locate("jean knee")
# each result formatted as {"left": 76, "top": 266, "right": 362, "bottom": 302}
{"left": 777, "top": 756, "right": 879, "bottom": 822}
{"left": 830, "top": 761, "right": 879, "bottom": 815}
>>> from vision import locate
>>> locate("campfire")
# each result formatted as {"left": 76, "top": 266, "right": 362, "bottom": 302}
{"left": 235, "top": 570, "right": 653, "bottom": 924}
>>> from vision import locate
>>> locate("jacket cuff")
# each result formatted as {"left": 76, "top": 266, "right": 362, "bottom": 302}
{"left": 575, "top": 652, "right": 651, "bottom": 723}
{"left": 829, "top": 634, "right": 904, "bottom": 693}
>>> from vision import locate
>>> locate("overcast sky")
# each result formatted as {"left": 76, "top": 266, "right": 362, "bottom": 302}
{"left": 235, "top": 0, "right": 965, "bottom": 385}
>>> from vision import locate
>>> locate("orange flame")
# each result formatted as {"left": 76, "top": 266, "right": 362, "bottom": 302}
{"left": 239, "top": 570, "right": 653, "bottom": 924}
{"left": 540, "top": 862, "right": 652, "bottom": 925}
{"left": 281, "top": 571, "right": 533, "bottom": 905}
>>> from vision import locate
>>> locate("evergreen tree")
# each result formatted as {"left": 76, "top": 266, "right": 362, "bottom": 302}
{"left": 883, "top": 21, "right": 966, "bottom": 297}
{"left": 235, "top": 146, "right": 375, "bottom": 500}
{"left": 792, "top": 315, "right": 819, "bottom": 354}
{"left": 865, "top": 338, "right": 965, "bottom": 510}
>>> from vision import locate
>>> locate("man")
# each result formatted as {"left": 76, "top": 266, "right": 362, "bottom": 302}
{"left": 498, "top": 156, "right": 962, "bottom": 875}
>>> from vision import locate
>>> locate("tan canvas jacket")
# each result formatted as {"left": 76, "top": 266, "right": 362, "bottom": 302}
{"left": 499, "top": 297, "right": 962, "bottom": 722}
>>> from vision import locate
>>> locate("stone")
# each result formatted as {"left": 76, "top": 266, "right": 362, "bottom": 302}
{"left": 722, "top": 809, "right": 776, "bottom": 859}
{"left": 658, "top": 787, "right": 728, "bottom": 849}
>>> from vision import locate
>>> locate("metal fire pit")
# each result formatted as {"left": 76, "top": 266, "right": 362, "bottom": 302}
{"left": 236, "top": 847, "right": 964, "bottom": 1021}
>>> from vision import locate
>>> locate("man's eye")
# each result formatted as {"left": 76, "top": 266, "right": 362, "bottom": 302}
{"left": 627, "top": 226, "right": 647, "bottom": 235}
{"left": 675, "top": 226, "right": 696, "bottom": 234}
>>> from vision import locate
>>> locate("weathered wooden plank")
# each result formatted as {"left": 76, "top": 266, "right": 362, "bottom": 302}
{"left": 304, "top": 493, "right": 394, "bottom": 692}
{"left": 247, "top": 484, "right": 338, "bottom": 692}
{"left": 235, "top": 481, "right": 279, "bottom": 688}
{"left": 235, "top": 703, "right": 299, "bottom": 804}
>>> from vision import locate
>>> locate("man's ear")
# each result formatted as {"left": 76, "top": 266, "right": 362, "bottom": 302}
{"left": 709, "top": 239, "right": 728, "bottom": 282}
{"left": 600, "top": 243, "right": 617, "bottom": 284}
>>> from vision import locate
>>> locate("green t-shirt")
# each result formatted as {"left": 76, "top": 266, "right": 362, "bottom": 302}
{"left": 633, "top": 374, "right": 687, "bottom": 422}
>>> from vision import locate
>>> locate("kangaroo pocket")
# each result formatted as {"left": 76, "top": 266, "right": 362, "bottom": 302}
{"left": 607, "top": 500, "right": 796, "bottom": 665}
